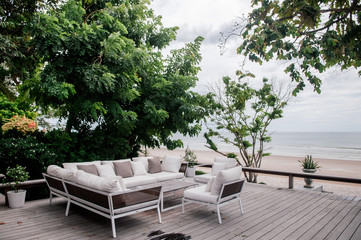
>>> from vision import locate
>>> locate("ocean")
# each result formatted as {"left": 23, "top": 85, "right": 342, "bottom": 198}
{"left": 172, "top": 132, "right": 361, "bottom": 161}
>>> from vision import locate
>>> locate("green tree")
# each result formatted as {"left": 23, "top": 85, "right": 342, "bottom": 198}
{"left": 205, "top": 77, "right": 292, "bottom": 182}
{"left": 229, "top": 0, "right": 361, "bottom": 95}
{"left": 0, "top": 0, "right": 58, "bottom": 100}
{"left": 24, "top": 0, "right": 206, "bottom": 157}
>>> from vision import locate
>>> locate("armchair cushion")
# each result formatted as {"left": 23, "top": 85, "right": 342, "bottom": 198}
{"left": 194, "top": 173, "right": 212, "bottom": 183}
{"left": 211, "top": 162, "right": 227, "bottom": 176}
{"left": 214, "top": 157, "right": 236, "bottom": 169}
{"left": 211, "top": 166, "right": 242, "bottom": 195}
{"left": 183, "top": 185, "right": 218, "bottom": 203}
{"left": 205, "top": 176, "right": 216, "bottom": 192}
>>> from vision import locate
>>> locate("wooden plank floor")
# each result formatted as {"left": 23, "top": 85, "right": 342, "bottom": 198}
{"left": 0, "top": 183, "right": 360, "bottom": 240}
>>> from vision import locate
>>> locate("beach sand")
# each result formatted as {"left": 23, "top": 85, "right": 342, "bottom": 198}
{"left": 147, "top": 147, "right": 361, "bottom": 197}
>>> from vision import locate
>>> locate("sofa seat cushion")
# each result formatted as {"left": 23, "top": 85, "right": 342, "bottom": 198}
{"left": 194, "top": 173, "right": 212, "bottom": 183}
{"left": 150, "top": 172, "right": 184, "bottom": 182}
{"left": 63, "top": 161, "right": 101, "bottom": 170}
{"left": 184, "top": 185, "right": 218, "bottom": 204}
{"left": 122, "top": 175, "right": 157, "bottom": 188}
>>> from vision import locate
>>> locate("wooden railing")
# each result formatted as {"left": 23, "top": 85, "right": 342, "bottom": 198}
{"left": 196, "top": 164, "right": 361, "bottom": 189}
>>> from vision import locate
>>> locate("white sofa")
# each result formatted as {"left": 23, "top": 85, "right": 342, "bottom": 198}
{"left": 194, "top": 157, "right": 237, "bottom": 183}
{"left": 61, "top": 156, "right": 186, "bottom": 188}
{"left": 44, "top": 155, "right": 186, "bottom": 238}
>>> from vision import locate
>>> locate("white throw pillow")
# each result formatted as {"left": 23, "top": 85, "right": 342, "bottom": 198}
{"left": 214, "top": 157, "right": 236, "bottom": 169}
{"left": 130, "top": 161, "right": 148, "bottom": 176}
{"left": 205, "top": 176, "right": 216, "bottom": 192}
{"left": 161, "top": 155, "right": 181, "bottom": 173}
{"left": 132, "top": 157, "right": 152, "bottom": 172}
{"left": 211, "top": 162, "right": 227, "bottom": 176}
{"left": 96, "top": 165, "right": 116, "bottom": 178}
{"left": 211, "top": 166, "right": 242, "bottom": 196}
{"left": 75, "top": 170, "right": 122, "bottom": 193}
{"left": 106, "top": 176, "right": 127, "bottom": 191}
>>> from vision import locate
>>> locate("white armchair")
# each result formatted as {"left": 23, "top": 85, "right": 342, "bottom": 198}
{"left": 182, "top": 166, "right": 245, "bottom": 224}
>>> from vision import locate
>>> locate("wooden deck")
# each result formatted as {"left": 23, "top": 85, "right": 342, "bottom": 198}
{"left": 1, "top": 183, "right": 360, "bottom": 239}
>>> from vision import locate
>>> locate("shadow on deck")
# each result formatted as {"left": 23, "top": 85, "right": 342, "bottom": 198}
{"left": 0, "top": 183, "right": 360, "bottom": 239}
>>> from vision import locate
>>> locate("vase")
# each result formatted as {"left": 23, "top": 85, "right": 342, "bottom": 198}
{"left": 7, "top": 190, "right": 26, "bottom": 208}
{"left": 302, "top": 169, "right": 317, "bottom": 188}
{"left": 186, "top": 167, "right": 196, "bottom": 177}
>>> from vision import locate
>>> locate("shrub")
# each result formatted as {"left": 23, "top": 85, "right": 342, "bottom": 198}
{"left": 2, "top": 115, "right": 38, "bottom": 135}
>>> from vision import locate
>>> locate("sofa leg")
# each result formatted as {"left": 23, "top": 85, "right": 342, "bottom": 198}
{"left": 65, "top": 201, "right": 70, "bottom": 216}
{"left": 238, "top": 197, "right": 244, "bottom": 214}
{"left": 157, "top": 205, "right": 162, "bottom": 224}
{"left": 217, "top": 205, "right": 222, "bottom": 224}
{"left": 182, "top": 198, "right": 185, "bottom": 214}
{"left": 49, "top": 193, "right": 53, "bottom": 206}
{"left": 111, "top": 218, "right": 116, "bottom": 238}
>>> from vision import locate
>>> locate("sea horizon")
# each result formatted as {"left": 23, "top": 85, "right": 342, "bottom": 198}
{"left": 171, "top": 131, "right": 361, "bottom": 162}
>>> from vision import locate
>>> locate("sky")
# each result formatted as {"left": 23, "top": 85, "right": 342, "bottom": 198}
{"left": 150, "top": 0, "right": 361, "bottom": 132}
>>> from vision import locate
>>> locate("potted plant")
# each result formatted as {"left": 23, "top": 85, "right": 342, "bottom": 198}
{"left": 299, "top": 155, "right": 320, "bottom": 188}
{"left": 184, "top": 146, "right": 198, "bottom": 177}
{"left": 2, "top": 165, "right": 30, "bottom": 208}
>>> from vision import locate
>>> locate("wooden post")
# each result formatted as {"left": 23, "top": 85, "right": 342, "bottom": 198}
{"left": 289, "top": 175, "right": 294, "bottom": 189}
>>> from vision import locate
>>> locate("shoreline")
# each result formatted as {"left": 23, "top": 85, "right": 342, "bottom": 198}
{"left": 147, "top": 147, "right": 361, "bottom": 197}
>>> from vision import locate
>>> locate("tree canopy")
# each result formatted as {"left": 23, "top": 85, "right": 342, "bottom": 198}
{"left": 0, "top": 0, "right": 59, "bottom": 100}
{"left": 232, "top": 0, "right": 361, "bottom": 95}
{"left": 20, "top": 0, "right": 206, "bottom": 157}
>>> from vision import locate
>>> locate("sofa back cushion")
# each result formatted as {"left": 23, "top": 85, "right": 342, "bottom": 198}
{"left": 148, "top": 158, "right": 162, "bottom": 173}
{"left": 75, "top": 170, "right": 123, "bottom": 193}
{"left": 113, "top": 161, "right": 134, "bottom": 178}
{"left": 211, "top": 162, "right": 227, "bottom": 176}
{"left": 47, "top": 165, "right": 77, "bottom": 181}
{"left": 214, "top": 157, "right": 236, "bottom": 169}
{"left": 161, "top": 155, "right": 182, "bottom": 173}
{"left": 101, "top": 159, "right": 131, "bottom": 170}
{"left": 96, "top": 165, "right": 116, "bottom": 178}
{"left": 77, "top": 164, "right": 99, "bottom": 176}
{"left": 210, "top": 166, "right": 242, "bottom": 196}
{"left": 63, "top": 161, "right": 101, "bottom": 170}
{"left": 130, "top": 161, "right": 148, "bottom": 176}
{"left": 132, "top": 157, "right": 153, "bottom": 172}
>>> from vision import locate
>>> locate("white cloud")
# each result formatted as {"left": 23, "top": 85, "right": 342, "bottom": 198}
{"left": 150, "top": 0, "right": 361, "bottom": 132}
